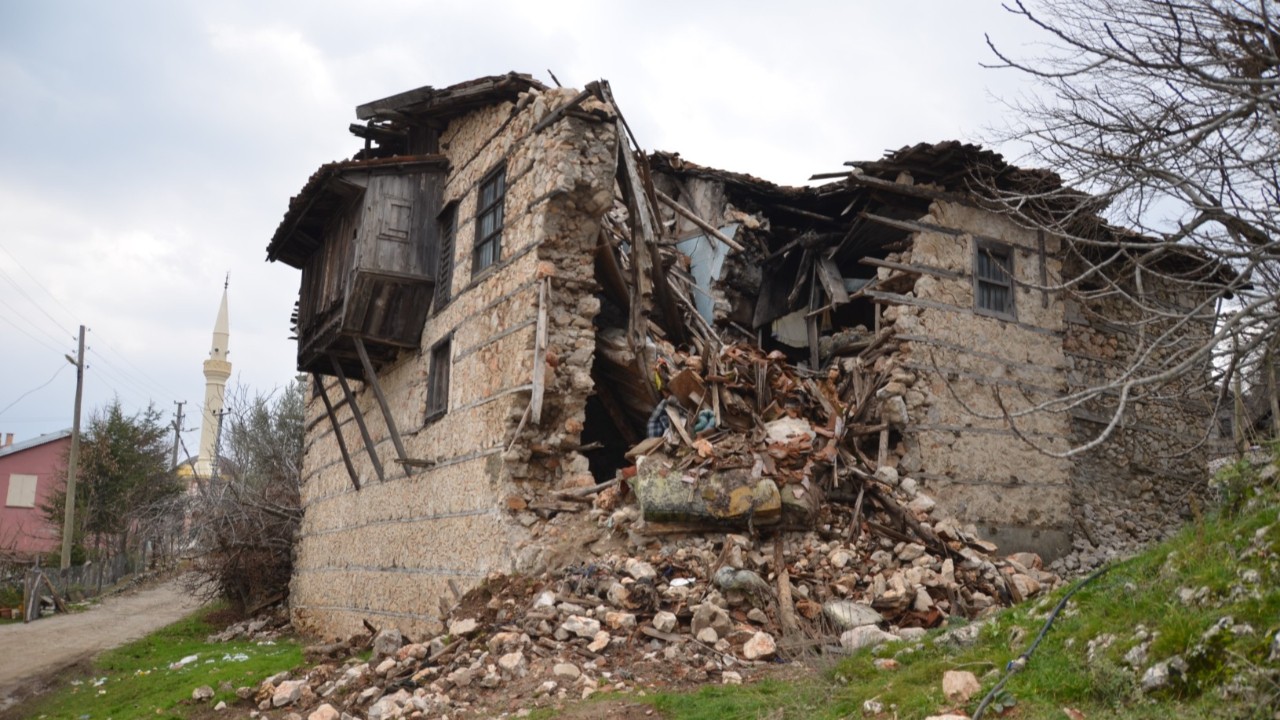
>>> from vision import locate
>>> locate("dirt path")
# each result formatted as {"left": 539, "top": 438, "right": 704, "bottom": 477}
{"left": 0, "top": 577, "right": 203, "bottom": 709}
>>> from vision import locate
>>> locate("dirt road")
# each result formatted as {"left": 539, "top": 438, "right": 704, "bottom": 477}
{"left": 0, "top": 578, "right": 202, "bottom": 709}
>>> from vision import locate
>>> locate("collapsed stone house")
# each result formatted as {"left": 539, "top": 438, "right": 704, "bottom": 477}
{"left": 265, "top": 72, "right": 1224, "bottom": 639}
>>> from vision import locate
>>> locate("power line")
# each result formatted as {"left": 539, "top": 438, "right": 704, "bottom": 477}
{"left": 0, "top": 312, "right": 67, "bottom": 356}
{"left": 0, "top": 243, "right": 80, "bottom": 328}
{"left": 88, "top": 328, "right": 185, "bottom": 401}
{"left": 0, "top": 263, "right": 76, "bottom": 339}
{"left": 0, "top": 292, "right": 74, "bottom": 350}
{"left": 0, "top": 363, "right": 69, "bottom": 417}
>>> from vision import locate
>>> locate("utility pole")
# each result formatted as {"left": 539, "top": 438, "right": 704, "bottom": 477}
{"left": 60, "top": 325, "right": 85, "bottom": 570}
{"left": 171, "top": 401, "right": 186, "bottom": 469}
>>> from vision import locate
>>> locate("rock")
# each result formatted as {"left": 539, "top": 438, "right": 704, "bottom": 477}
{"left": 605, "top": 611, "right": 637, "bottom": 630}
{"left": 764, "top": 417, "right": 815, "bottom": 444}
{"left": 372, "top": 628, "right": 402, "bottom": 659}
{"left": 653, "top": 610, "right": 678, "bottom": 633}
{"left": 691, "top": 604, "right": 732, "bottom": 638}
{"left": 532, "top": 590, "right": 557, "bottom": 608}
{"left": 828, "top": 549, "right": 853, "bottom": 569}
{"left": 624, "top": 558, "right": 657, "bottom": 580}
{"left": 272, "top": 680, "right": 306, "bottom": 708}
{"left": 898, "top": 543, "right": 927, "bottom": 562}
{"left": 606, "top": 582, "right": 631, "bottom": 607}
{"left": 898, "top": 627, "right": 928, "bottom": 641}
{"left": 713, "top": 567, "right": 771, "bottom": 595}
{"left": 308, "top": 705, "right": 340, "bottom": 720}
{"left": 448, "top": 617, "right": 479, "bottom": 636}
{"left": 589, "top": 630, "right": 611, "bottom": 653}
{"left": 448, "top": 667, "right": 474, "bottom": 688}
{"left": 742, "top": 631, "right": 776, "bottom": 660}
{"left": 907, "top": 494, "right": 936, "bottom": 515}
{"left": 553, "top": 662, "right": 581, "bottom": 679}
{"left": 561, "top": 615, "right": 601, "bottom": 638}
{"left": 747, "top": 608, "right": 769, "bottom": 624}
{"left": 721, "top": 671, "right": 743, "bottom": 685}
{"left": 924, "top": 715, "right": 971, "bottom": 720}
{"left": 872, "top": 658, "right": 898, "bottom": 670}
{"left": 863, "top": 699, "right": 884, "bottom": 714}
{"left": 214, "top": 701, "right": 227, "bottom": 711}
{"left": 1141, "top": 656, "right": 1187, "bottom": 692}
{"left": 696, "top": 627, "right": 719, "bottom": 643}
{"left": 1009, "top": 573, "right": 1042, "bottom": 600}
{"left": 942, "top": 670, "right": 980, "bottom": 703}
{"left": 874, "top": 466, "right": 899, "bottom": 487}
{"left": 822, "top": 600, "right": 883, "bottom": 630}
{"left": 193, "top": 685, "right": 215, "bottom": 701}
{"left": 375, "top": 657, "right": 397, "bottom": 676}
{"left": 839, "top": 626, "right": 897, "bottom": 651}
{"left": 498, "top": 650, "right": 527, "bottom": 675}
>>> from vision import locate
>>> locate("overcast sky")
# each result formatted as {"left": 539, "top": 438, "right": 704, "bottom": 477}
{"left": 0, "top": 1, "right": 1041, "bottom": 459}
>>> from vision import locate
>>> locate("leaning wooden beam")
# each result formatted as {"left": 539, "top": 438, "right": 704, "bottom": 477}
{"left": 858, "top": 256, "right": 964, "bottom": 280}
{"left": 616, "top": 129, "right": 688, "bottom": 345}
{"left": 845, "top": 173, "right": 973, "bottom": 206}
{"left": 353, "top": 337, "right": 413, "bottom": 477}
{"left": 530, "top": 278, "right": 549, "bottom": 425}
{"left": 861, "top": 211, "right": 962, "bottom": 237}
{"left": 530, "top": 81, "right": 600, "bottom": 134}
{"left": 816, "top": 257, "right": 850, "bottom": 306}
{"left": 313, "top": 372, "right": 361, "bottom": 491}
{"left": 330, "top": 358, "right": 386, "bottom": 484}
{"left": 653, "top": 189, "right": 746, "bottom": 253}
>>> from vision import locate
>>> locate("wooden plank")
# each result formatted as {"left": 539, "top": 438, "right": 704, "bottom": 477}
{"left": 353, "top": 337, "right": 413, "bottom": 477}
{"left": 807, "top": 265, "right": 821, "bottom": 369}
{"left": 861, "top": 211, "right": 962, "bottom": 237}
{"left": 313, "top": 372, "right": 361, "bottom": 491}
{"left": 1038, "top": 229, "right": 1049, "bottom": 309}
{"left": 815, "top": 257, "right": 850, "bottom": 306}
{"left": 858, "top": 256, "right": 964, "bottom": 280}
{"left": 845, "top": 174, "right": 973, "bottom": 206}
{"left": 530, "top": 279, "right": 549, "bottom": 425}
{"left": 330, "top": 358, "right": 386, "bottom": 484}
{"left": 653, "top": 189, "right": 746, "bottom": 252}
{"left": 615, "top": 127, "right": 688, "bottom": 345}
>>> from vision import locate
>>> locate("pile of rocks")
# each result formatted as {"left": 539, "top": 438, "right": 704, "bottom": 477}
{"left": 205, "top": 516, "right": 1058, "bottom": 719}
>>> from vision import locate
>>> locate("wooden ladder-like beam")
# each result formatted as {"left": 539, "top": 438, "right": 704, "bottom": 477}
{"left": 312, "top": 372, "right": 361, "bottom": 491}
{"left": 330, "top": 357, "right": 386, "bottom": 484}
{"left": 352, "top": 337, "right": 415, "bottom": 476}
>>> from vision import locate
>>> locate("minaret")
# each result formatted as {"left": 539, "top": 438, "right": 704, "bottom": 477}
{"left": 195, "top": 277, "right": 231, "bottom": 478}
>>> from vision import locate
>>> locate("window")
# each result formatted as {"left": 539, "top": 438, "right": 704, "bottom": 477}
{"left": 5, "top": 474, "right": 37, "bottom": 508}
{"left": 435, "top": 202, "right": 457, "bottom": 312}
{"left": 974, "top": 240, "right": 1015, "bottom": 318}
{"left": 473, "top": 165, "right": 505, "bottom": 276}
{"left": 426, "top": 336, "right": 452, "bottom": 420}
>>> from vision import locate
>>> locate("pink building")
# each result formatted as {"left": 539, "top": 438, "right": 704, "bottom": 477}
{"left": 0, "top": 429, "right": 70, "bottom": 559}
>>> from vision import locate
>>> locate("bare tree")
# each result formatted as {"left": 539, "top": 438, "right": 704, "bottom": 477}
{"left": 185, "top": 380, "right": 305, "bottom": 614}
{"left": 978, "top": 0, "right": 1280, "bottom": 454}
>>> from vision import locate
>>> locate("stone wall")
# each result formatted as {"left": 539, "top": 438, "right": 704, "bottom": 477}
{"left": 290, "top": 87, "right": 618, "bottom": 640}
{"left": 1059, "top": 264, "right": 1219, "bottom": 571}
{"left": 882, "top": 201, "right": 1075, "bottom": 556}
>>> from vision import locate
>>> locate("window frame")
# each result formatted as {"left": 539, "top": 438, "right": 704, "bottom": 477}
{"left": 434, "top": 200, "right": 458, "bottom": 313}
{"left": 425, "top": 334, "right": 452, "bottom": 422}
{"left": 472, "top": 164, "right": 506, "bottom": 277}
{"left": 5, "top": 473, "right": 38, "bottom": 508}
{"left": 973, "top": 238, "right": 1016, "bottom": 320}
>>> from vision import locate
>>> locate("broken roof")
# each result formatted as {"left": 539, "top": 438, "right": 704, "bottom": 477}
{"left": 355, "top": 72, "right": 545, "bottom": 123}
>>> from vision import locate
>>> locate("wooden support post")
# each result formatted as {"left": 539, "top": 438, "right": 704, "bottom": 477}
{"left": 313, "top": 373, "right": 361, "bottom": 491}
{"left": 353, "top": 337, "right": 412, "bottom": 477}
{"left": 1038, "top": 230, "right": 1049, "bottom": 309}
{"left": 807, "top": 264, "right": 821, "bottom": 370}
{"left": 330, "top": 358, "right": 386, "bottom": 484}
{"left": 531, "top": 279, "right": 549, "bottom": 425}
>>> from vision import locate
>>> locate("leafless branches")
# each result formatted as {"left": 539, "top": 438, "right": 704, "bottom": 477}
{"left": 185, "top": 380, "right": 305, "bottom": 614}
{"left": 983, "top": 0, "right": 1280, "bottom": 451}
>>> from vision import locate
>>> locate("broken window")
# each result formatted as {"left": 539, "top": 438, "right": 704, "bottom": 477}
{"left": 473, "top": 165, "right": 505, "bottom": 276}
{"left": 974, "top": 239, "right": 1015, "bottom": 318}
{"left": 435, "top": 201, "right": 457, "bottom": 312}
{"left": 426, "top": 335, "right": 452, "bottom": 421}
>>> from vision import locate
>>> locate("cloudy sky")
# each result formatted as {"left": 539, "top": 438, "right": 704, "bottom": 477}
{"left": 0, "top": 1, "right": 1040, "bottom": 459}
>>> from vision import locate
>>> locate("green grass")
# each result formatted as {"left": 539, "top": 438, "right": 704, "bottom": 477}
{"left": 17, "top": 605, "right": 303, "bottom": 720}
{"left": 641, "top": 451, "right": 1280, "bottom": 720}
